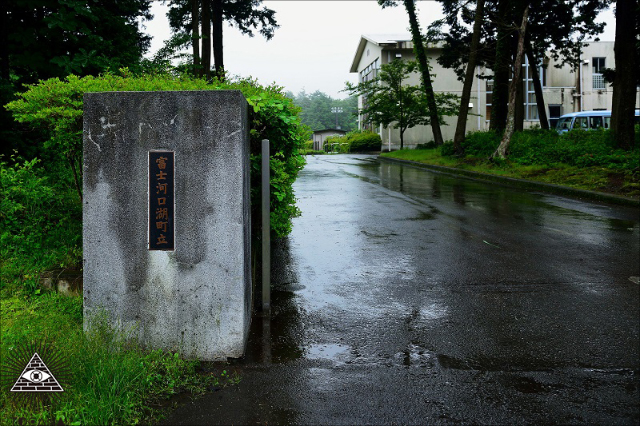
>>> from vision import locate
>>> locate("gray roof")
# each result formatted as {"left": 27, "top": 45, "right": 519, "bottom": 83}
{"left": 349, "top": 34, "right": 414, "bottom": 73}
{"left": 362, "top": 33, "right": 412, "bottom": 44}
{"left": 313, "top": 128, "right": 347, "bottom": 134}
{"left": 350, "top": 34, "right": 446, "bottom": 73}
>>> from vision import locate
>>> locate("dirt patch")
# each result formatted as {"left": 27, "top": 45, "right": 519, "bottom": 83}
{"left": 597, "top": 172, "right": 640, "bottom": 197}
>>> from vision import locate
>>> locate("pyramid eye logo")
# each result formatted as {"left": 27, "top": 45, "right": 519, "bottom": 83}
{"left": 10, "top": 353, "right": 63, "bottom": 392}
{"left": 22, "top": 369, "right": 51, "bottom": 383}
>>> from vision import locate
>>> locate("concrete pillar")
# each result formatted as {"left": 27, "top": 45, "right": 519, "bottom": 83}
{"left": 83, "top": 91, "right": 251, "bottom": 360}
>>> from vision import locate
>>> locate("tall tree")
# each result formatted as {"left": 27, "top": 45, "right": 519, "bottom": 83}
{"left": 345, "top": 60, "right": 458, "bottom": 149}
{"left": 610, "top": 0, "right": 637, "bottom": 150}
{"left": 489, "top": 0, "right": 512, "bottom": 132}
{"left": 1, "top": 0, "right": 151, "bottom": 84}
{"left": 379, "top": 0, "right": 446, "bottom": 146}
{"left": 493, "top": 5, "right": 529, "bottom": 160}
{"left": 166, "top": 0, "right": 278, "bottom": 78}
{"left": 212, "top": 0, "right": 223, "bottom": 77}
{"left": 453, "top": 0, "right": 485, "bottom": 155}
{"left": 1, "top": 0, "right": 152, "bottom": 158}
{"left": 201, "top": 0, "right": 211, "bottom": 78}
{"left": 191, "top": 0, "right": 201, "bottom": 76}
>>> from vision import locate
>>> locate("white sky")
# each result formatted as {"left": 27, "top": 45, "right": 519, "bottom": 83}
{"left": 143, "top": 0, "right": 615, "bottom": 100}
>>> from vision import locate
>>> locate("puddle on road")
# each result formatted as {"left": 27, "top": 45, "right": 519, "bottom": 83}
{"left": 306, "top": 343, "right": 350, "bottom": 361}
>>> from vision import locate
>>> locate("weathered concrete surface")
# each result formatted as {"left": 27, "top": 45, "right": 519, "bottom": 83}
{"left": 83, "top": 91, "right": 251, "bottom": 360}
{"left": 163, "top": 154, "right": 639, "bottom": 425}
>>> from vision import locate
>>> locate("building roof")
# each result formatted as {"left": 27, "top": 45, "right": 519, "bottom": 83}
{"left": 350, "top": 34, "right": 413, "bottom": 73}
{"left": 313, "top": 128, "right": 347, "bottom": 135}
{"left": 349, "top": 34, "right": 451, "bottom": 73}
{"left": 363, "top": 33, "right": 413, "bottom": 44}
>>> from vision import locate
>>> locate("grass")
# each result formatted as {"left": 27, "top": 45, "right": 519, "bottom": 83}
{"left": 0, "top": 283, "right": 239, "bottom": 425}
{"left": 0, "top": 287, "right": 240, "bottom": 425}
{"left": 300, "top": 149, "right": 326, "bottom": 155}
{"left": 381, "top": 134, "right": 640, "bottom": 199}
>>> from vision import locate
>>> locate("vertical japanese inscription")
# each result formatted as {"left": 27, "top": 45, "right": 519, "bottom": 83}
{"left": 149, "top": 151, "right": 175, "bottom": 250}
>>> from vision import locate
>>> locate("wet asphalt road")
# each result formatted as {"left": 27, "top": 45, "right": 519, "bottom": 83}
{"left": 164, "top": 154, "right": 640, "bottom": 425}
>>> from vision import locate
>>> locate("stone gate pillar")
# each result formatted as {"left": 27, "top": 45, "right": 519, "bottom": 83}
{"left": 83, "top": 91, "right": 251, "bottom": 360}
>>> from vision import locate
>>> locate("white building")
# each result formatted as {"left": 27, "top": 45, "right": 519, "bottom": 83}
{"left": 350, "top": 34, "right": 639, "bottom": 151}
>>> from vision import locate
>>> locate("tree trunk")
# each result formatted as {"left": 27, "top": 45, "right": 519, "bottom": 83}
{"left": 403, "top": 0, "right": 444, "bottom": 146}
{"left": 490, "top": 0, "right": 511, "bottom": 132}
{"left": 526, "top": 43, "right": 549, "bottom": 129}
{"left": 611, "top": 0, "right": 636, "bottom": 150}
{"left": 400, "top": 128, "right": 405, "bottom": 150}
{"left": 492, "top": 5, "right": 529, "bottom": 160}
{"left": 201, "top": 0, "right": 211, "bottom": 79}
{"left": 69, "top": 154, "right": 82, "bottom": 202}
{"left": 453, "top": 0, "right": 486, "bottom": 155}
{"left": 212, "top": 0, "right": 224, "bottom": 79}
{"left": 192, "top": 0, "right": 201, "bottom": 77}
{"left": 0, "top": 1, "right": 8, "bottom": 81}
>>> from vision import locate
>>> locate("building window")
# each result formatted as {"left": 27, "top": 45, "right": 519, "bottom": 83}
{"left": 592, "top": 57, "right": 606, "bottom": 89}
{"left": 485, "top": 57, "right": 544, "bottom": 122}
{"left": 548, "top": 105, "right": 562, "bottom": 128}
{"left": 359, "top": 58, "right": 379, "bottom": 83}
{"left": 485, "top": 80, "right": 493, "bottom": 121}
{"left": 359, "top": 58, "right": 380, "bottom": 131}
{"left": 522, "top": 56, "right": 544, "bottom": 121}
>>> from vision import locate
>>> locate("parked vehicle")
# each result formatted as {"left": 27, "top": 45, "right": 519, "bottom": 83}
{"left": 556, "top": 110, "right": 640, "bottom": 134}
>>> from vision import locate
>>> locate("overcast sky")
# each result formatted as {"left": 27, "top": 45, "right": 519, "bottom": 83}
{"left": 143, "top": 1, "right": 615, "bottom": 100}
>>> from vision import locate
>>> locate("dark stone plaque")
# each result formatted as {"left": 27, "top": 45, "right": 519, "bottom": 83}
{"left": 149, "top": 151, "right": 175, "bottom": 250}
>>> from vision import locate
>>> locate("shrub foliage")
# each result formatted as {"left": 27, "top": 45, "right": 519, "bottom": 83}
{"left": 5, "top": 71, "right": 310, "bottom": 239}
{"left": 0, "top": 157, "right": 82, "bottom": 277}
{"left": 324, "top": 130, "right": 382, "bottom": 153}
{"left": 441, "top": 128, "right": 639, "bottom": 172}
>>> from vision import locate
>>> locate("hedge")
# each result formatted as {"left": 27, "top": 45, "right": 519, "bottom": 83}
{"left": 5, "top": 70, "right": 310, "bottom": 238}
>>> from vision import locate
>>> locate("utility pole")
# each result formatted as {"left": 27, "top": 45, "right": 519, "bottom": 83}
{"left": 331, "top": 106, "right": 343, "bottom": 129}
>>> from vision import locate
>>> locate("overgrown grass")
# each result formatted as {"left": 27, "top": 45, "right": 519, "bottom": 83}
{"left": 381, "top": 128, "right": 640, "bottom": 198}
{"left": 1, "top": 292, "right": 237, "bottom": 425}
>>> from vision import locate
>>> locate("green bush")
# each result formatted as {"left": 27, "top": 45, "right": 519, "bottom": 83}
{"left": 6, "top": 71, "right": 310, "bottom": 238}
{"left": 1, "top": 157, "right": 82, "bottom": 291}
{"left": 441, "top": 128, "right": 639, "bottom": 172}
{"left": 440, "top": 141, "right": 455, "bottom": 156}
{"left": 319, "top": 130, "right": 381, "bottom": 154}
{"left": 416, "top": 141, "right": 437, "bottom": 150}
{"left": 509, "top": 128, "right": 638, "bottom": 171}
{"left": 460, "top": 130, "right": 501, "bottom": 157}
{"left": 325, "top": 135, "right": 350, "bottom": 153}
{"left": 347, "top": 130, "right": 382, "bottom": 152}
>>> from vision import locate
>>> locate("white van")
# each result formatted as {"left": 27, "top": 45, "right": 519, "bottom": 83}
{"left": 556, "top": 110, "right": 640, "bottom": 134}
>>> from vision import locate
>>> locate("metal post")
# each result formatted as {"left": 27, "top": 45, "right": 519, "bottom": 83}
{"left": 261, "top": 139, "right": 271, "bottom": 311}
{"left": 331, "top": 106, "right": 342, "bottom": 128}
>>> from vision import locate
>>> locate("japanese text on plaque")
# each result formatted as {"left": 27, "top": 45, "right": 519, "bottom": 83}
{"left": 149, "top": 151, "right": 174, "bottom": 250}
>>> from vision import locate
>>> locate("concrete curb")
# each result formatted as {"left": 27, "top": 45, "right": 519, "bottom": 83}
{"left": 378, "top": 156, "right": 640, "bottom": 207}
